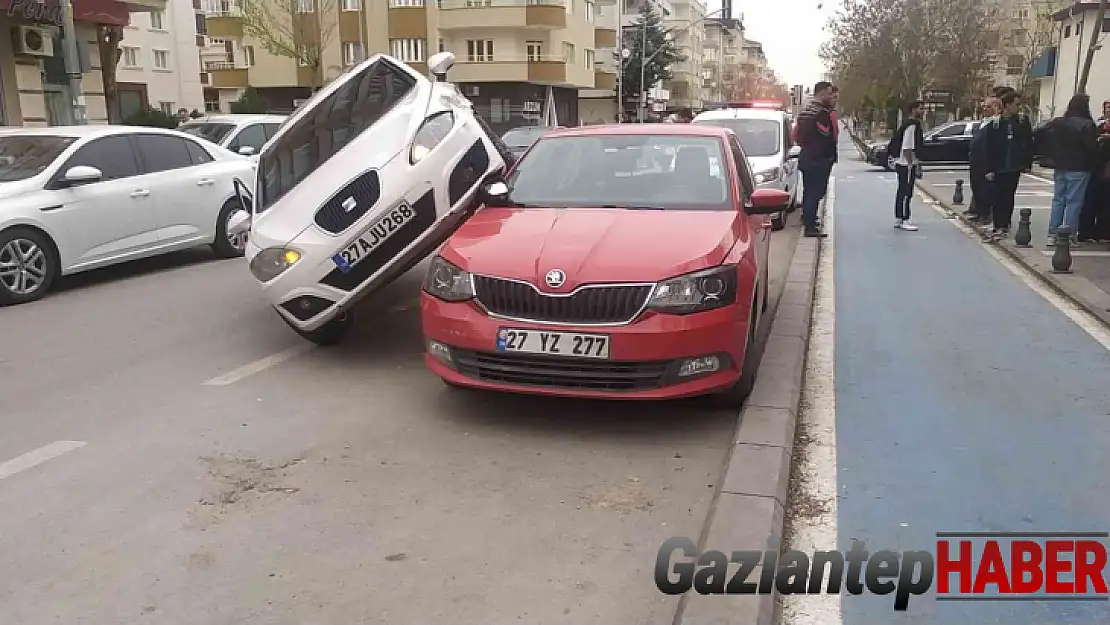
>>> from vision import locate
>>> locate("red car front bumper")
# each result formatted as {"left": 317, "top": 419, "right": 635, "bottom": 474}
{"left": 420, "top": 293, "right": 751, "bottom": 400}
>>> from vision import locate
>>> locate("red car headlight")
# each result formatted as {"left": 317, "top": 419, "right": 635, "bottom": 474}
{"left": 423, "top": 255, "right": 474, "bottom": 302}
{"left": 646, "top": 265, "right": 738, "bottom": 315}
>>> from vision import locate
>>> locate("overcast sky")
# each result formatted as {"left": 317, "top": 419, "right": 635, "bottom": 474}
{"left": 703, "top": 0, "right": 841, "bottom": 89}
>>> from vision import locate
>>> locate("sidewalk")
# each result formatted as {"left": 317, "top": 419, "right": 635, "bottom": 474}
{"left": 916, "top": 167, "right": 1110, "bottom": 327}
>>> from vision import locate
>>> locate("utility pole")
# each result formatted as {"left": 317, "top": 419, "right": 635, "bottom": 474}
{"left": 1078, "top": 0, "right": 1108, "bottom": 94}
{"left": 616, "top": 0, "right": 623, "bottom": 122}
{"left": 61, "top": 0, "right": 87, "bottom": 124}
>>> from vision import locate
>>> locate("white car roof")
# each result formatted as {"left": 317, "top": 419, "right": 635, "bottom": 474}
{"left": 0, "top": 125, "right": 188, "bottom": 139}
{"left": 694, "top": 108, "right": 786, "bottom": 122}
{"left": 186, "top": 114, "right": 286, "bottom": 125}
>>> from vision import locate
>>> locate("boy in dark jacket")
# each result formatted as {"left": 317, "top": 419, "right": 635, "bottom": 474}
{"left": 968, "top": 97, "right": 999, "bottom": 225}
{"left": 1036, "top": 94, "right": 1099, "bottom": 246}
{"left": 795, "top": 81, "right": 837, "bottom": 238}
{"left": 982, "top": 91, "right": 1034, "bottom": 241}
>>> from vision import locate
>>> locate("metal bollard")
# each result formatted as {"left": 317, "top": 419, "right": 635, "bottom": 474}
{"left": 1051, "top": 225, "right": 1074, "bottom": 274}
{"left": 1014, "top": 208, "right": 1033, "bottom": 247}
{"left": 953, "top": 179, "right": 964, "bottom": 204}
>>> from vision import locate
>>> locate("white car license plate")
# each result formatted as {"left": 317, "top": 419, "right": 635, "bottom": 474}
{"left": 496, "top": 328, "right": 611, "bottom": 359}
{"left": 332, "top": 203, "right": 415, "bottom": 273}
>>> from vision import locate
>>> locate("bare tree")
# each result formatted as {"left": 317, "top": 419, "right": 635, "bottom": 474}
{"left": 997, "top": 0, "right": 1063, "bottom": 101}
{"left": 239, "top": 0, "right": 339, "bottom": 88}
{"left": 97, "top": 25, "right": 124, "bottom": 122}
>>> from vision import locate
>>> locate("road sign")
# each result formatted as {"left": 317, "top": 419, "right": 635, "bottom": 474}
{"left": 922, "top": 89, "right": 952, "bottom": 103}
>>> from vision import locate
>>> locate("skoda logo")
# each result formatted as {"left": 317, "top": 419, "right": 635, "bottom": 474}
{"left": 341, "top": 196, "right": 357, "bottom": 213}
{"left": 545, "top": 269, "right": 566, "bottom": 288}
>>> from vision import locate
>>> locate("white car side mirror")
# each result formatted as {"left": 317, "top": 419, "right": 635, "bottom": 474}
{"left": 427, "top": 51, "right": 456, "bottom": 81}
{"left": 787, "top": 145, "right": 801, "bottom": 159}
{"left": 238, "top": 146, "right": 256, "bottom": 156}
{"left": 61, "top": 165, "right": 102, "bottom": 186}
{"left": 483, "top": 181, "right": 509, "bottom": 198}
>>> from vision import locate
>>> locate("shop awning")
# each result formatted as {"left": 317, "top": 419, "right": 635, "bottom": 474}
{"left": 2, "top": 0, "right": 130, "bottom": 27}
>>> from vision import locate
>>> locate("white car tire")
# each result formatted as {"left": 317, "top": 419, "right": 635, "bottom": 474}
{"left": 212, "top": 200, "right": 248, "bottom": 259}
{"left": 0, "top": 227, "right": 58, "bottom": 306}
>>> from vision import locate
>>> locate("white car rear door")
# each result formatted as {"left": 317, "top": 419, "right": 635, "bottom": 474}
{"left": 133, "top": 133, "right": 224, "bottom": 247}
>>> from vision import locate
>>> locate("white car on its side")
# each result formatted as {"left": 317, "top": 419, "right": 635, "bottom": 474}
{"left": 0, "top": 125, "right": 255, "bottom": 305}
{"left": 178, "top": 114, "right": 287, "bottom": 157}
{"left": 692, "top": 105, "right": 800, "bottom": 230}
{"left": 226, "top": 51, "right": 513, "bottom": 346}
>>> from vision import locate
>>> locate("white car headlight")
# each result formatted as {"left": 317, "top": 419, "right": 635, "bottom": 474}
{"left": 754, "top": 167, "right": 781, "bottom": 184}
{"left": 423, "top": 255, "right": 474, "bottom": 302}
{"left": 647, "top": 265, "right": 738, "bottom": 315}
{"left": 249, "top": 247, "right": 302, "bottom": 283}
{"left": 410, "top": 111, "right": 455, "bottom": 164}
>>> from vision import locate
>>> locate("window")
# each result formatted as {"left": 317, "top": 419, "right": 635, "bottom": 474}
{"left": 297, "top": 0, "right": 313, "bottom": 12}
{"left": 344, "top": 42, "right": 365, "bottom": 65}
{"left": 204, "top": 99, "right": 220, "bottom": 113}
{"left": 466, "top": 39, "right": 493, "bottom": 62}
{"left": 728, "top": 137, "right": 754, "bottom": 197}
{"left": 438, "top": 38, "right": 445, "bottom": 53}
{"left": 62, "top": 136, "right": 140, "bottom": 182}
{"left": 465, "top": 0, "right": 491, "bottom": 6}
{"left": 390, "top": 38, "right": 426, "bottom": 62}
{"left": 1065, "top": 24, "right": 1072, "bottom": 38}
{"left": 526, "top": 40, "right": 543, "bottom": 61}
{"left": 159, "top": 101, "right": 175, "bottom": 114}
{"left": 563, "top": 42, "right": 575, "bottom": 64}
{"left": 933, "top": 123, "right": 966, "bottom": 138}
{"left": 136, "top": 135, "right": 195, "bottom": 173}
{"left": 585, "top": 0, "right": 594, "bottom": 21}
{"left": 228, "top": 124, "right": 267, "bottom": 152}
{"left": 240, "top": 45, "right": 255, "bottom": 66}
{"left": 257, "top": 59, "right": 417, "bottom": 212}
{"left": 195, "top": 12, "right": 207, "bottom": 35}
{"left": 584, "top": 49, "right": 594, "bottom": 69}
{"left": 0, "top": 136, "right": 77, "bottom": 182}
{"left": 179, "top": 122, "right": 236, "bottom": 143}
{"left": 263, "top": 123, "right": 282, "bottom": 139}
{"left": 185, "top": 140, "right": 214, "bottom": 165}
{"left": 341, "top": 0, "right": 359, "bottom": 9}
{"left": 150, "top": 10, "right": 165, "bottom": 29}
{"left": 692, "top": 118, "right": 781, "bottom": 157}
{"left": 390, "top": 0, "right": 423, "bottom": 5}
{"left": 298, "top": 45, "right": 316, "bottom": 66}
{"left": 1006, "top": 54, "right": 1023, "bottom": 76}
{"left": 490, "top": 97, "right": 510, "bottom": 123}
{"left": 121, "top": 46, "right": 140, "bottom": 68}
{"left": 153, "top": 50, "right": 169, "bottom": 69}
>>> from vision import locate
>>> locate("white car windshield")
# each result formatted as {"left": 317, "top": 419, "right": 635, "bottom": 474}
{"left": 255, "top": 59, "right": 417, "bottom": 214}
{"left": 179, "top": 122, "right": 237, "bottom": 145}
{"left": 692, "top": 118, "right": 780, "bottom": 156}
{"left": 504, "top": 134, "right": 732, "bottom": 211}
{"left": 0, "top": 135, "right": 76, "bottom": 182}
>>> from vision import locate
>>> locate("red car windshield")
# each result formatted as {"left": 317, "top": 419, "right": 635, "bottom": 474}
{"left": 504, "top": 134, "right": 733, "bottom": 211}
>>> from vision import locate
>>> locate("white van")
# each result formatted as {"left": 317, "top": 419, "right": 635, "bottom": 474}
{"left": 692, "top": 106, "right": 800, "bottom": 230}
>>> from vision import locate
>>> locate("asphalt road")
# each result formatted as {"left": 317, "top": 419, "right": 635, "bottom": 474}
{"left": 785, "top": 138, "right": 1110, "bottom": 625}
{"left": 0, "top": 210, "right": 800, "bottom": 624}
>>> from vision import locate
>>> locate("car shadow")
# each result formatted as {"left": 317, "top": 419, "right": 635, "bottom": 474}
{"left": 52, "top": 247, "right": 228, "bottom": 295}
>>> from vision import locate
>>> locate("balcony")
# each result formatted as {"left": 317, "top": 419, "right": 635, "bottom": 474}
{"left": 206, "top": 14, "right": 243, "bottom": 38}
{"left": 594, "top": 70, "right": 616, "bottom": 90}
{"left": 438, "top": 0, "right": 566, "bottom": 30}
{"left": 120, "top": 0, "right": 167, "bottom": 10}
{"left": 209, "top": 66, "right": 249, "bottom": 88}
{"left": 595, "top": 26, "right": 617, "bottom": 48}
{"left": 451, "top": 56, "right": 572, "bottom": 85}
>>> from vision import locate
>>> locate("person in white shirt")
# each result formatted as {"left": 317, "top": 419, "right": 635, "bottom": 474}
{"left": 892, "top": 101, "right": 925, "bottom": 231}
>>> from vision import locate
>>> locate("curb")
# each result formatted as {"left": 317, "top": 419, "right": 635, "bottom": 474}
{"left": 915, "top": 181, "right": 1110, "bottom": 328}
{"left": 674, "top": 210, "right": 824, "bottom": 625}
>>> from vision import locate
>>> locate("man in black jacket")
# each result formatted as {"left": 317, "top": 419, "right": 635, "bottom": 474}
{"left": 795, "top": 81, "right": 837, "bottom": 238}
{"left": 968, "top": 97, "right": 999, "bottom": 225}
{"left": 982, "top": 91, "right": 1035, "bottom": 241}
{"left": 1035, "top": 93, "right": 1098, "bottom": 247}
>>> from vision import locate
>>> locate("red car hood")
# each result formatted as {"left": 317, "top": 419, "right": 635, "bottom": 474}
{"left": 442, "top": 207, "right": 743, "bottom": 287}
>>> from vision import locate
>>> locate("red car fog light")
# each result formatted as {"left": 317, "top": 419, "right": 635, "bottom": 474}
{"left": 677, "top": 355, "right": 721, "bottom": 378}
{"left": 427, "top": 340, "right": 455, "bottom": 369}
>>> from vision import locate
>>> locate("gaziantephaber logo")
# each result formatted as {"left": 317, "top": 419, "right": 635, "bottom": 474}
{"left": 656, "top": 532, "right": 1109, "bottom": 611}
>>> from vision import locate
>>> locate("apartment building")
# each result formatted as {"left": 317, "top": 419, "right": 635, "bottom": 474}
{"left": 115, "top": 1, "right": 204, "bottom": 119}
{"left": 578, "top": 0, "right": 619, "bottom": 123}
{"left": 199, "top": 0, "right": 608, "bottom": 131}
{"left": 1, "top": 0, "right": 168, "bottom": 126}
{"left": 663, "top": 0, "right": 704, "bottom": 111}
{"left": 702, "top": 16, "right": 743, "bottom": 105}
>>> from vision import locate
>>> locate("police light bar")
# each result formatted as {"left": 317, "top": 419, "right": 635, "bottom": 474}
{"left": 728, "top": 101, "right": 784, "bottom": 109}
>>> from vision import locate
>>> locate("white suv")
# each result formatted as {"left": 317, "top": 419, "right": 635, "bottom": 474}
{"left": 178, "top": 114, "right": 287, "bottom": 157}
{"left": 227, "top": 52, "right": 513, "bottom": 345}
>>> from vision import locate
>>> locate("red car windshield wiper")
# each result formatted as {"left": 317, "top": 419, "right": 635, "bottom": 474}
{"left": 600, "top": 204, "right": 667, "bottom": 210}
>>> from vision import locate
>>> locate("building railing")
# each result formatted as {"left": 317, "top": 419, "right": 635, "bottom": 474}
{"left": 438, "top": 0, "right": 564, "bottom": 8}
{"left": 205, "top": 61, "right": 240, "bottom": 71}
{"left": 456, "top": 54, "right": 568, "bottom": 63}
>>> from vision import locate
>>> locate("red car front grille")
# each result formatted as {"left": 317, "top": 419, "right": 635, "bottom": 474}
{"left": 452, "top": 350, "right": 669, "bottom": 392}
{"left": 472, "top": 276, "right": 652, "bottom": 324}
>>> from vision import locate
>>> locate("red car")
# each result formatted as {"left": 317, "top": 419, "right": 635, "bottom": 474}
{"left": 419, "top": 124, "right": 790, "bottom": 406}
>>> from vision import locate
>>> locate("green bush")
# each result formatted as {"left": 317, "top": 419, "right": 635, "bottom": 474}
{"left": 122, "top": 107, "right": 179, "bottom": 129}
{"left": 229, "top": 88, "right": 268, "bottom": 114}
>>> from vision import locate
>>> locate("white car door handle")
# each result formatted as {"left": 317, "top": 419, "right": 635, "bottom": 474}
{"left": 196, "top": 178, "right": 214, "bottom": 186}
{"left": 131, "top": 189, "right": 150, "bottom": 198}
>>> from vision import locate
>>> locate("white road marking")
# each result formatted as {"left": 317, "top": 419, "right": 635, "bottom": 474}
{"left": 0, "top": 441, "right": 87, "bottom": 481}
{"left": 202, "top": 344, "right": 313, "bottom": 386}
{"left": 1023, "top": 172, "right": 1054, "bottom": 184}
{"left": 783, "top": 178, "right": 842, "bottom": 625}
{"left": 924, "top": 193, "right": 1110, "bottom": 351}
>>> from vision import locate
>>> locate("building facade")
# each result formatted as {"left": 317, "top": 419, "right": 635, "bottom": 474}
{"left": 702, "top": 16, "right": 742, "bottom": 106}
{"left": 2, "top": 0, "right": 172, "bottom": 127}
{"left": 115, "top": 1, "right": 205, "bottom": 118}
{"left": 1036, "top": 1, "right": 1110, "bottom": 121}
{"left": 662, "top": 0, "right": 704, "bottom": 111}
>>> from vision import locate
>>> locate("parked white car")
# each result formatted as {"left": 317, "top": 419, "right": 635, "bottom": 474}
{"left": 692, "top": 106, "right": 800, "bottom": 230}
{"left": 0, "top": 126, "right": 255, "bottom": 305}
{"left": 178, "top": 114, "right": 287, "bottom": 157}
{"left": 227, "top": 51, "right": 513, "bottom": 346}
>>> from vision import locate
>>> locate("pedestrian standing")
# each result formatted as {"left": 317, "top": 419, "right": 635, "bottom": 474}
{"left": 1079, "top": 120, "right": 1110, "bottom": 242}
{"left": 1035, "top": 93, "right": 1098, "bottom": 247}
{"left": 968, "top": 97, "right": 1000, "bottom": 226}
{"left": 830, "top": 86, "right": 840, "bottom": 168}
{"left": 890, "top": 100, "right": 924, "bottom": 231}
{"left": 1097, "top": 100, "right": 1110, "bottom": 125}
{"left": 795, "top": 81, "right": 837, "bottom": 238}
{"left": 983, "top": 91, "right": 1035, "bottom": 241}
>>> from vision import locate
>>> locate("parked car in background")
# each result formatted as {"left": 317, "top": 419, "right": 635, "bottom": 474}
{"left": 225, "top": 52, "right": 514, "bottom": 346}
{"left": 866, "top": 119, "right": 983, "bottom": 170}
{"left": 0, "top": 126, "right": 255, "bottom": 305}
{"left": 420, "top": 124, "right": 788, "bottom": 407}
{"left": 692, "top": 104, "right": 799, "bottom": 231}
{"left": 501, "top": 125, "right": 563, "bottom": 159}
{"left": 178, "top": 114, "right": 287, "bottom": 157}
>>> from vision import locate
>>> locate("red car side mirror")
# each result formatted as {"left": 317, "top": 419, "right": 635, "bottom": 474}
{"left": 747, "top": 188, "right": 791, "bottom": 215}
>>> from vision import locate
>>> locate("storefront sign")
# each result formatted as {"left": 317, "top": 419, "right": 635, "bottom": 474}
{"left": 2, "top": 0, "right": 130, "bottom": 27}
